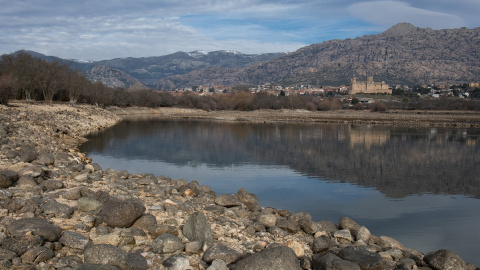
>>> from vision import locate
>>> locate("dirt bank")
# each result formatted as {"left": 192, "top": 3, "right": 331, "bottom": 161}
{"left": 108, "top": 106, "right": 480, "bottom": 128}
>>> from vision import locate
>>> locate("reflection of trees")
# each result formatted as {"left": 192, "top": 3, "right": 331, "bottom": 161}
{"left": 80, "top": 120, "right": 480, "bottom": 198}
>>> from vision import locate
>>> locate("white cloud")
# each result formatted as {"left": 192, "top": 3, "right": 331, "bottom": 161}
{"left": 0, "top": 0, "right": 477, "bottom": 60}
{"left": 347, "top": 1, "right": 466, "bottom": 29}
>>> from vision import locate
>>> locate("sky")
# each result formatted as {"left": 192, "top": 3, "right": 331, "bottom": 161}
{"left": 1, "top": 0, "right": 479, "bottom": 61}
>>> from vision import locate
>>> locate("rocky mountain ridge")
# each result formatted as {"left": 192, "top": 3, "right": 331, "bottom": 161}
{"left": 6, "top": 50, "right": 285, "bottom": 89}
{"left": 155, "top": 23, "right": 480, "bottom": 89}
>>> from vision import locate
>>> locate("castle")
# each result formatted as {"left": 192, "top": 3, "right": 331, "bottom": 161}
{"left": 350, "top": 76, "right": 391, "bottom": 94}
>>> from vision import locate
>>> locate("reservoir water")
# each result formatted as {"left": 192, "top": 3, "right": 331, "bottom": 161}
{"left": 79, "top": 118, "right": 480, "bottom": 265}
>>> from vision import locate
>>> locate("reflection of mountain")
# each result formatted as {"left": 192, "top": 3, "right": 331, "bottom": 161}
{"left": 80, "top": 120, "right": 480, "bottom": 198}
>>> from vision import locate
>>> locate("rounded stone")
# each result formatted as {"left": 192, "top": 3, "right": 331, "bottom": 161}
{"left": 99, "top": 198, "right": 145, "bottom": 228}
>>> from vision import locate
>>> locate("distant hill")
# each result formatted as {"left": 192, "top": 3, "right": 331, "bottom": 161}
{"left": 155, "top": 23, "right": 480, "bottom": 89}
{"left": 4, "top": 50, "right": 285, "bottom": 89}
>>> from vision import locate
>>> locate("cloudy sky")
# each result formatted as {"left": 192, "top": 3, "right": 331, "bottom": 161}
{"left": 1, "top": 0, "right": 479, "bottom": 60}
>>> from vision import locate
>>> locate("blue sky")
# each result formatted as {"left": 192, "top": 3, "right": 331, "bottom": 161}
{"left": 1, "top": 0, "right": 478, "bottom": 60}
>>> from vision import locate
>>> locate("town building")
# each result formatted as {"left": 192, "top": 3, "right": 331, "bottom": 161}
{"left": 350, "top": 76, "right": 391, "bottom": 94}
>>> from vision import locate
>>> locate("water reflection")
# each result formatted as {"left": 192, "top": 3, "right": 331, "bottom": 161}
{"left": 79, "top": 119, "right": 480, "bottom": 265}
{"left": 81, "top": 119, "right": 480, "bottom": 199}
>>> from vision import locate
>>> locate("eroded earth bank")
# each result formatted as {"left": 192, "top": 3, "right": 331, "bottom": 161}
{"left": 0, "top": 102, "right": 477, "bottom": 270}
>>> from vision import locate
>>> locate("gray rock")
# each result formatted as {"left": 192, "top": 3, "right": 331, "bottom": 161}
{"left": 334, "top": 229, "right": 354, "bottom": 243}
{"left": 396, "top": 258, "right": 416, "bottom": 270}
{"left": 0, "top": 247, "right": 17, "bottom": 260}
{"left": 152, "top": 233, "right": 184, "bottom": 254}
{"left": 18, "top": 165, "right": 43, "bottom": 178}
{"left": 132, "top": 214, "right": 157, "bottom": 233}
{"left": 83, "top": 244, "right": 147, "bottom": 270}
{"left": 20, "top": 147, "right": 38, "bottom": 163}
{"left": 36, "top": 153, "right": 55, "bottom": 165}
{"left": 312, "top": 253, "right": 361, "bottom": 270}
{"left": 257, "top": 213, "right": 277, "bottom": 228}
{"left": 424, "top": 249, "right": 468, "bottom": 270}
{"left": 182, "top": 211, "right": 213, "bottom": 243}
{"left": 75, "top": 264, "right": 121, "bottom": 270}
{"left": 276, "top": 217, "right": 301, "bottom": 233}
{"left": 338, "top": 246, "right": 388, "bottom": 270}
{"left": 59, "top": 231, "right": 91, "bottom": 250}
{"left": 163, "top": 254, "right": 190, "bottom": 270}
{"left": 20, "top": 246, "right": 54, "bottom": 263}
{"left": 299, "top": 218, "right": 318, "bottom": 235}
{"left": 236, "top": 188, "right": 261, "bottom": 211}
{"left": 41, "top": 198, "right": 74, "bottom": 218}
{"left": 0, "top": 235, "right": 44, "bottom": 255}
{"left": 185, "top": 241, "right": 203, "bottom": 254}
{"left": 267, "top": 226, "right": 289, "bottom": 237}
{"left": 312, "top": 236, "right": 336, "bottom": 254}
{"left": 0, "top": 173, "right": 12, "bottom": 188}
{"left": 99, "top": 198, "right": 145, "bottom": 228}
{"left": 288, "top": 212, "right": 312, "bottom": 223}
{"left": 339, "top": 216, "right": 361, "bottom": 238}
{"left": 40, "top": 179, "right": 64, "bottom": 191}
{"left": 234, "top": 245, "right": 301, "bottom": 270}
{"left": 6, "top": 218, "right": 62, "bottom": 241}
{"left": 16, "top": 175, "right": 37, "bottom": 187}
{"left": 207, "top": 259, "right": 228, "bottom": 270}
{"left": 203, "top": 245, "right": 243, "bottom": 265}
{"left": 0, "top": 189, "right": 12, "bottom": 202}
{"left": 77, "top": 197, "right": 103, "bottom": 212}
{"left": 215, "top": 194, "right": 242, "bottom": 207}
{"left": 356, "top": 226, "right": 371, "bottom": 243}
{"left": 58, "top": 255, "right": 83, "bottom": 268}
{"left": 317, "top": 220, "right": 338, "bottom": 233}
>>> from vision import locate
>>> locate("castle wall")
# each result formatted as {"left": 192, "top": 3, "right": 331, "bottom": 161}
{"left": 350, "top": 77, "right": 391, "bottom": 94}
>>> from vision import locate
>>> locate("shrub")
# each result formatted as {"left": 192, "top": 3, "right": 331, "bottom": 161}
{"left": 370, "top": 101, "right": 388, "bottom": 112}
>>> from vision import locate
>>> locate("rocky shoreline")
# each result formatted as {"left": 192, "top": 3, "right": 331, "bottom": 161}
{"left": 0, "top": 102, "right": 478, "bottom": 270}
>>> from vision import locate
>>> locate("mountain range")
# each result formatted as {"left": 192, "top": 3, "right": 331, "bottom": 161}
{"left": 8, "top": 23, "right": 480, "bottom": 90}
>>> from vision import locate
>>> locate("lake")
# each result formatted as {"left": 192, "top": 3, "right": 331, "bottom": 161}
{"left": 79, "top": 118, "right": 480, "bottom": 265}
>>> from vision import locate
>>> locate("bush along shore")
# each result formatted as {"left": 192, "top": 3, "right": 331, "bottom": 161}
{"left": 0, "top": 102, "right": 477, "bottom": 270}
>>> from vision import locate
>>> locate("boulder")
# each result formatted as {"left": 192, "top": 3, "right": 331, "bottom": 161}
{"left": 276, "top": 217, "right": 301, "bottom": 233}
{"left": 59, "top": 231, "right": 91, "bottom": 250}
{"left": 234, "top": 245, "right": 301, "bottom": 270}
{"left": 424, "top": 249, "right": 468, "bottom": 270}
{"left": 152, "top": 233, "right": 184, "bottom": 254}
{"left": 20, "top": 246, "right": 54, "bottom": 263}
{"left": 132, "top": 214, "right": 157, "bottom": 233}
{"left": 83, "top": 244, "right": 147, "bottom": 270}
{"left": 39, "top": 179, "right": 64, "bottom": 191}
{"left": 163, "top": 254, "right": 190, "bottom": 270}
{"left": 312, "top": 236, "right": 336, "bottom": 254}
{"left": 236, "top": 188, "right": 261, "bottom": 211}
{"left": 182, "top": 211, "right": 212, "bottom": 243}
{"left": 77, "top": 197, "right": 103, "bottom": 212}
{"left": 0, "top": 173, "right": 12, "bottom": 188}
{"left": 6, "top": 218, "right": 62, "bottom": 241}
{"left": 36, "top": 153, "right": 55, "bottom": 165}
{"left": 203, "top": 245, "right": 243, "bottom": 265}
{"left": 256, "top": 213, "right": 277, "bottom": 228}
{"left": 338, "top": 246, "right": 388, "bottom": 270}
{"left": 339, "top": 216, "right": 361, "bottom": 237}
{"left": 41, "top": 198, "right": 74, "bottom": 218}
{"left": 207, "top": 259, "right": 228, "bottom": 270}
{"left": 215, "top": 194, "right": 242, "bottom": 207}
{"left": 312, "top": 253, "right": 361, "bottom": 270}
{"left": 0, "top": 235, "right": 44, "bottom": 256}
{"left": 99, "top": 198, "right": 145, "bottom": 228}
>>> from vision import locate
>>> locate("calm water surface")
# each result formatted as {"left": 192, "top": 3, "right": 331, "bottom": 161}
{"left": 80, "top": 118, "right": 480, "bottom": 265}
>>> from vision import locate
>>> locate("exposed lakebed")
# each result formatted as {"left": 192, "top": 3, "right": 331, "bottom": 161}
{"left": 80, "top": 118, "right": 480, "bottom": 265}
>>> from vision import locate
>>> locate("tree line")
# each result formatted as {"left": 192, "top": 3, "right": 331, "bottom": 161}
{"left": 1, "top": 51, "right": 480, "bottom": 111}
